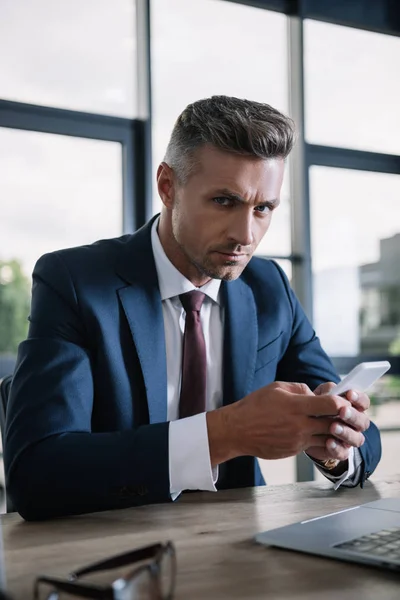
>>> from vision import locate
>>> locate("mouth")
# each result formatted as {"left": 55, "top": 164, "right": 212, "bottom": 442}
{"left": 215, "top": 251, "right": 247, "bottom": 262}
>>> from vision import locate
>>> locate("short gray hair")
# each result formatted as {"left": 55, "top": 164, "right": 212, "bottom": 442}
{"left": 164, "top": 95, "right": 295, "bottom": 183}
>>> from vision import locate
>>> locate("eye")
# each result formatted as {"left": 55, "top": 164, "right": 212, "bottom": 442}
{"left": 254, "top": 204, "right": 270, "bottom": 213}
{"left": 213, "top": 196, "right": 233, "bottom": 207}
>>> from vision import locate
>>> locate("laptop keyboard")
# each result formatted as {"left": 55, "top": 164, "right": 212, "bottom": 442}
{"left": 335, "top": 527, "right": 400, "bottom": 561}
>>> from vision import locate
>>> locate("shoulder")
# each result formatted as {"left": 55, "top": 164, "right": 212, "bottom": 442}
{"left": 46, "top": 234, "right": 133, "bottom": 266}
{"left": 32, "top": 234, "right": 135, "bottom": 289}
{"left": 33, "top": 235, "right": 134, "bottom": 271}
{"left": 33, "top": 219, "right": 155, "bottom": 283}
{"left": 242, "top": 256, "right": 291, "bottom": 295}
{"left": 240, "top": 257, "right": 295, "bottom": 317}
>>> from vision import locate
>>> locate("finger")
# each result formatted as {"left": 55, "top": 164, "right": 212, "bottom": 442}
{"left": 305, "top": 435, "right": 331, "bottom": 448}
{"left": 344, "top": 390, "right": 370, "bottom": 412}
{"left": 339, "top": 405, "right": 370, "bottom": 432}
{"left": 308, "top": 418, "right": 356, "bottom": 439}
{"left": 329, "top": 421, "right": 365, "bottom": 447}
{"left": 306, "top": 442, "right": 351, "bottom": 463}
{"left": 307, "top": 417, "right": 343, "bottom": 436}
{"left": 314, "top": 382, "right": 337, "bottom": 396}
{"left": 305, "top": 447, "right": 332, "bottom": 462}
{"left": 325, "top": 438, "right": 351, "bottom": 462}
{"left": 302, "top": 394, "right": 351, "bottom": 417}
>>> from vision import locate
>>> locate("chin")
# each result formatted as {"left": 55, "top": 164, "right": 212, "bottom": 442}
{"left": 205, "top": 265, "right": 244, "bottom": 282}
{"left": 193, "top": 255, "right": 248, "bottom": 282}
{"left": 221, "top": 268, "right": 244, "bottom": 281}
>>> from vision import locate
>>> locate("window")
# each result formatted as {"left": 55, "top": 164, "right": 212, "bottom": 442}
{"left": 310, "top": 166, "right": 400, "bottom": 357}
{"left": 0, "top": 0, "right": 137, "bottom": 117}
{"left": 0, "top": 127, "right": 122, "bottom": 374}
{"left": 151, "top": 0, "right": 290, "bottom": 258}
{"left": 369, "top": 375, "right": 400, "bottom": 429}
{"left": 304, "top": 20, "right": 400, "bottom": 154}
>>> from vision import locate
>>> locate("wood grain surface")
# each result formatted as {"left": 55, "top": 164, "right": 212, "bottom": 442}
{"left": 2, "top": 476, "right": 400, "bottom": 599}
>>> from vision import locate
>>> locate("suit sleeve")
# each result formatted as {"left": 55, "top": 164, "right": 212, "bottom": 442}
{"left": 4, "top": 252, "right": 170, "bottom": 520}
{"left": 272, "top": 261, "right": 381, "bottom": 487}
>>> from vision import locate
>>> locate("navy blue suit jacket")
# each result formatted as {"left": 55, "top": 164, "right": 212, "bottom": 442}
{"left": 5, "top": 218, "right": 381, "bottom": 520}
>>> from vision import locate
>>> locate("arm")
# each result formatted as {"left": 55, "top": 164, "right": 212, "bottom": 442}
{"left": 5, "top": 253, "right": 170, "bottom": 520}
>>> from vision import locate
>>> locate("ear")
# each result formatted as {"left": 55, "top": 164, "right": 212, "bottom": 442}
{"left": 157, "top": 162, "right": 176, "bottom": 209}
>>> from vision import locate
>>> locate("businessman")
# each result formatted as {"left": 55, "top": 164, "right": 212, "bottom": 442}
{"left": 5, "top": 96, "right": 381, "bottom": 520}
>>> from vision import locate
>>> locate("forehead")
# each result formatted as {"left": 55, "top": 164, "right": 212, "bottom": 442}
{"left": 188, "top": 144, "right": 285, "bottom": 198}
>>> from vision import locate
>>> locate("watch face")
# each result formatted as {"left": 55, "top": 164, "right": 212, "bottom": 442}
{"left": 323, "top": 459, "right": 340, "bottom": 469}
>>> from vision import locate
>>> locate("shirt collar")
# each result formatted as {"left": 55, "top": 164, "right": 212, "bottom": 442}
{"left": 151, "top": 217, "right": 221, "bottom": 304}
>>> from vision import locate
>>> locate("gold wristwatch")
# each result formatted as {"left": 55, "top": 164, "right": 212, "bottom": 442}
{"left": 320, "top": 458, "right": 341, "bottom": 470}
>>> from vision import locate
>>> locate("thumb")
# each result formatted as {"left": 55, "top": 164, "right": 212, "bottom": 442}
{"left": 314, "top": 381, "right": 337, "bottom": 396}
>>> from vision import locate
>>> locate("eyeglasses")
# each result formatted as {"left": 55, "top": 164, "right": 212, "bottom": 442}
{"left": 34, "top": 541, "right": 176, "bottom": 600}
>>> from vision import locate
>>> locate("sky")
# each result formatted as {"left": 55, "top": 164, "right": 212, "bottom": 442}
{"left": 0, "top": 0, "right": 399, "bottom": 354}
{"left": 0, "top": 0, "right": 136, "bottom": 117}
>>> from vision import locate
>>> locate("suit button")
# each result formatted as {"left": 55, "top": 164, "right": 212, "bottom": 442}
{"left": 137, "top": 485, "right": 148, "bottom": 496}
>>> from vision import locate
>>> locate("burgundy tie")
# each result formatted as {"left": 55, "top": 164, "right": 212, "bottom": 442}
{"left": 179, "top": 290, "right": 207, "bottom": 418}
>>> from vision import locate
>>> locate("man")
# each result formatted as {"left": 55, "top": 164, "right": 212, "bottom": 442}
{"left": 5, "top": 96, "right": 380, "bottom": 520}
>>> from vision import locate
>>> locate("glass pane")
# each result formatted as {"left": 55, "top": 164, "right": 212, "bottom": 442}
{"left": 310, "top": 166, "right": 400, "bottom": 357}
{"left": 0, "top": 0, "right": 136, "bottom": 117}
{"left": 304, "top": 20, "right": 400, "bottom": 154}
{"left": 367, "top": 375, "right": 400, "bottom": 429}
{"left": 0, "top": 127, "right": 122, "bottom": 375}
{"left": 151, "top": 0, "right": 290, "bottom": 256}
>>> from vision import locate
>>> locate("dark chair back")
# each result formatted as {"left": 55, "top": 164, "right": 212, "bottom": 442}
{"left": 0, "top": 376, "right": 14, "bottom": 512}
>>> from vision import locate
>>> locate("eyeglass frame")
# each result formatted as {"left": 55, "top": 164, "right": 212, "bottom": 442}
{"left": 33, "top": 541, "right": 176, "bottom": 600}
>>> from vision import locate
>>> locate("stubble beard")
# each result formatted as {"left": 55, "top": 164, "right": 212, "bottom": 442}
{"left": 181, "top": 245, "right": 247, "bottom": 282}
{"left": 170, "top": 208, "right": 250, "bottom": 281}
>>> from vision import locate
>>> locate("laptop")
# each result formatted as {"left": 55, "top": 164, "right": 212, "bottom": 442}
{"left": 256, "top": 498, "right": 400, "bottom": 571}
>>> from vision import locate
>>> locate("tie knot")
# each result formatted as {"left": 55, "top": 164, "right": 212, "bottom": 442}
{"left": 179, "top": 290, "right": 206, "bottom": 313}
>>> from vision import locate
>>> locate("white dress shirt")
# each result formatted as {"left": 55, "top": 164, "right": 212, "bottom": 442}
{"left": 151, "top": 220, "right": 222, "bottom": 495}
{"left": 150, "top": 219, "right": 362, "bottom": 495}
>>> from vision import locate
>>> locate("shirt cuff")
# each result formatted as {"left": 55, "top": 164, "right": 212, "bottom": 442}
{"left": 313, "top": 446, "right": 363, "bottom": 490}
{"left": 169, "top": 413, "right": 218, "bottom": 500}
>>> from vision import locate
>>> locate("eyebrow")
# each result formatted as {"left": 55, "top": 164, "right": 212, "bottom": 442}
{"left": 212, "top": 188, "right": 280, "bottom": 207}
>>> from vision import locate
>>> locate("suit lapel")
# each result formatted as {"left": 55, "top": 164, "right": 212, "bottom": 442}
{"left": 222, "top": 276, "right": 258, "bottom": 406}
{"left": 116, "top": 219, "right": 167, "bottom": 424}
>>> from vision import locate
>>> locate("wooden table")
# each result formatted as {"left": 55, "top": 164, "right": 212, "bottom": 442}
{"left": 2, "top": 476, "right": 400, "bottom": 599}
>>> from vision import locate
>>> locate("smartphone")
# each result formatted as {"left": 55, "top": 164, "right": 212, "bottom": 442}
{"left": 329, "top": 361, "right": 391, "bottom": 396}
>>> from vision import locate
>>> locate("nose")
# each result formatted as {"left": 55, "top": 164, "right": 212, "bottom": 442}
{"left": 227, "top": 210, "right": 254, "bottom": 248}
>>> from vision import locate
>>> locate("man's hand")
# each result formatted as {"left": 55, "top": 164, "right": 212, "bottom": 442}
{"left": 206, "top": 381, "right": 352, "bottom": 467}
{"left": 305, "top": 382, "right": 370, "bottom": 464}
